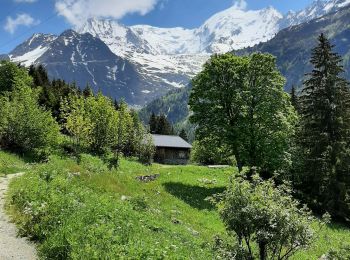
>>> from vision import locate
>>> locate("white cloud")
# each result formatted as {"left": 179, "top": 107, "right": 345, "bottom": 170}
{"left": 4, "top": 13, "right": 40, "bottom": 34}
{"left": 14, "top": 0, "right": 38, "bottom": 3}
{"left": 232, "top": 0, "right": 247, "bottom": 10}
{"left": 55, "top": 0, "right": 160, "bottom": 28}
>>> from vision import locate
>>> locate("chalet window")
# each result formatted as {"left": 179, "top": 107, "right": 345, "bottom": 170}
{"left": 179, "top": 151, "right": 186, "bottom": 159}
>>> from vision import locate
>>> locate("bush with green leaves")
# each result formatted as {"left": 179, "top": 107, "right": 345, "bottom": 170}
{"left": 212, "top": 175, "right": 316, "bottom": 260}
{"left": 191, "top": 135, "right": 235, "bottom": 165}
{"left": 138, "top": 133, "right": 155, "bottom": 165}
{"left": 0, "top": 85, "right": 60, "bottom": 159}
{"left": 326, "top": 244, "right": 350, "bottom": 259}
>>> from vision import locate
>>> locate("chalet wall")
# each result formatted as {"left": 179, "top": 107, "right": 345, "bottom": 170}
{"left": 154, "top": 147, "right": 191, "bottom": 165}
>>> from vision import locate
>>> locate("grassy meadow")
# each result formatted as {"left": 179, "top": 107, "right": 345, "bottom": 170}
{"left": 1, "top": 151, "right": 349, "bottom": 259}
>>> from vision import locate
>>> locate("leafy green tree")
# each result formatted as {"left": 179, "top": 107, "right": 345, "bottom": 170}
{"left": 124, "top": 109, "right": 145, "bottom": 157}
{"left": 212, "top": 175, "right": 315, "bottom": 260}
{"left": 190, "top": 53, "right": 297, "bottom": 174}
{"left": 62, "top": 94, "right": 148, "bottom": 163}
{"left": 0, "top": 61, "right": 32, "bottom": 93}
{"left": 61, "top": 95, "right": 93, "bottom": 152}
{"left": 0, "top": 85, "right": 60, "bottom": 159}
{"left": 191, "top": 136, "right": 234, "bottom": 165}
{"left": 138, "top": 133, "right": 155, "bottom": 165}
{"left": 297, "top": 34, "right": 350, "bottom": 219}
{"left": 88, "top": 94, "right": 116, "bottom": 152}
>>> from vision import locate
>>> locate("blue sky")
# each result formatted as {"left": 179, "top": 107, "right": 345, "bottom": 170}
{"left": 0, "top": 0, "right": 314, "bottom": 53}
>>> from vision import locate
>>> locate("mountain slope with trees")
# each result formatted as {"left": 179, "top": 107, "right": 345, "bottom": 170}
{"left": 239, "top": 5, "right": 350, "bottom": 92}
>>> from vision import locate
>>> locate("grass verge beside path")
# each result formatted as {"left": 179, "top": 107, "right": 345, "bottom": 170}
{"left": 0, "top": 151, "right": 35, "bottom": 176}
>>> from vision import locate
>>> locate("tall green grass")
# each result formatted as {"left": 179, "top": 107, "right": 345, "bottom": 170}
{"left": 0, "top": 150, "right": 34, "bottom": 176}
{"left": 5, "top": 153, "right": 350, "bottom": 259}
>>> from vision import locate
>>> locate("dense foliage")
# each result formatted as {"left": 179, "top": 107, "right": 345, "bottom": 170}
{"left": 191, "top": 135, "right": 234, "bottom": 165}
{"left": 0, "top": 62, "right": 60, "bottom": 159}
{"left": 149, "top": 113, "right": 174, "bottom": 135}
{"left": 0, "top": 61, "right": 32, "bottom": 93}
{"left": 212, "top": 175, "right": 316, "bottom": 260}
{"left": 296, "top": 34, "right": 350, "bottom": 221}
{"left": 190, "top": 53, "right": 297, "bottom": 174}
{"left": 0, "top": 61, "right": 152, "bottom": 164}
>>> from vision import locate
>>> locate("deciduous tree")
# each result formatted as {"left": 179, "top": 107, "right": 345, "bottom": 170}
{"left": 190, "top": 53, "right": 297, "bottom": 175}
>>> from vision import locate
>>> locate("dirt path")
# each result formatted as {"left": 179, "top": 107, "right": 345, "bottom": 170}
{"left": 0, "top": 173, "right": 37, "bottom": 260}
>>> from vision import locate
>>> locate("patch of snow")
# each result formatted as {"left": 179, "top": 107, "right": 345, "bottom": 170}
{"left": 12, "top": 46, "right": 48, "bottom": 67}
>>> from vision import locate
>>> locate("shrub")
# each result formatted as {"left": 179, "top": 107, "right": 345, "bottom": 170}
{"left": 326, "top": 244, "right": 350, "bottom": 259}
{"left": 138, "top": 134, "right": 155, "bottom": 165}
{"left": 211, "top": 175, "right": 316, "bottom": 260}
{"left": 191, "top": 136, "right": 234, "bottom": 165}
{"left": 78, "top": 153, "right": 108, "bottom": 174}
{"left": 0, "top": 85, "right": 60, "bottom": 159}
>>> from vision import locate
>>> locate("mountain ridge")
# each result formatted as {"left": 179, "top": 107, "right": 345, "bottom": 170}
{"left": 5, "top": 0, "right": 350, "bottom": 106}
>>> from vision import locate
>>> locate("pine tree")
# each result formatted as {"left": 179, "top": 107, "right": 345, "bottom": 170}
{"left": 83, "top": 84, "right": 93, "bottom": 98}
{"left": 149, "top": 112, "right": 158, "bottom": 134}
{"left": 179, "top": 129, "right": 188, "bottom": 141}
{"left": 28, "top": 65, "right": 50, "bottom": 87}
{"left": 298, "top": 33, "right": 350, "bottom": 219}
{"left": 290, "top": 85, "right": 300, "bottom": 113}
{"left": 114, "top": 99, "right": 120, "bottom": 111}
{"left": 157, "top": 114, "right": 173, "bottom": 135}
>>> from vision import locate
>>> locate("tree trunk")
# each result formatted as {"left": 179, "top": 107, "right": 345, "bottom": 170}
{"left": 259, "top": 242, "right": 267, "bottom": 260}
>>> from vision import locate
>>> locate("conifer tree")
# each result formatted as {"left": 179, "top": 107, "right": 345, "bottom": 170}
{"left": 290, "top": 85, "right": 300, "bottom": 113}
{"left": 298, "top": 33, "right": 350, "bottom": 219}
{"left": 83, "top": 84, "right": 93, "bottom": 98}
{"left": 114, "top": 99, "right": 120, "bottom": 111}
{"left": 157, "top": 114, "right": 173, "bottom": 135}
{"left": 179, "top": 129, "right": 188, "bottom": 141}
{"left": 149, "top": 112, "right": 158, "bottom": 134}
{"left": 29, "top": 65, "right": 50, "bottom": 87}
{"left": 149, "top": 113, "right": 174, "bottom": 135}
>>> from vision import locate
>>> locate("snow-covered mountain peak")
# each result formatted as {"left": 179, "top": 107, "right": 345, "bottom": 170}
{"left": 7, "top": 0, "right": 350, "bottom": 106}
{"left": 197, "top": 5, "right": 282, "bottom": 52}
{"left": 79, "top": 4, "right": 285, "bottom": 56}
{"left": 281, "top": 0, "right": 350, "bottom": 28}
{"left": 80, "top": 18, "right": 127, "bottom": 39}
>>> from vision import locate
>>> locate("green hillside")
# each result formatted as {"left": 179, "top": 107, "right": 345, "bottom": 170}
{"left": 138, "top": 85, "right": 190, "bottom": 125}
{"left": 2, "top": 152, "right": 350, "bottom": 259}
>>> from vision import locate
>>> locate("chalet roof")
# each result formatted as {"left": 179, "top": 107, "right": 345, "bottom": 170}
{"left": 152, "top": 134, "right": 192, "bottom": 149}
